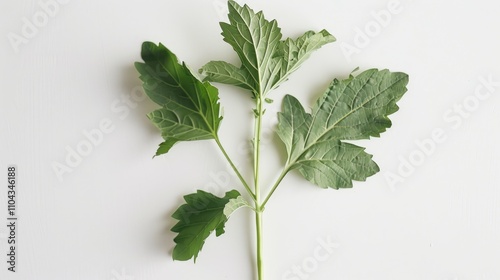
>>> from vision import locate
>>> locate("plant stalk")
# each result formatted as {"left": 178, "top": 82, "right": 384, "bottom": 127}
{"left": 253, "top": 97, "right": 264, "bottom": 191}
{"left": 255, "top": 209, "right": 263, "bottom": 280}
{"left": 253, "top": 96, "right": 265, "bottom": 280}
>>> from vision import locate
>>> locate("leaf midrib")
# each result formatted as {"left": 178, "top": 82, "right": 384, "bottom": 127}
{"left": 153, "top": 55, "right": 218, "bottom": 136}
{"left": 204, "top": 62, "right": 256, "bottom": 91}
{"left": 231, "top": 4, "right": 279, "bottom": 96}
{"left": 288, "top": 72, "right": 406, "bottom": 168}
{"left": 273, "top": 36, "right": 327, "bottom": 91}
{"left": 174, "top": 206, "right": 226, "bottom": 258}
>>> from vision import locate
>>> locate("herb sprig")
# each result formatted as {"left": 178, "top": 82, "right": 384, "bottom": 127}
{"left": 135, "top": 1, "right": 408, "bottom": 279}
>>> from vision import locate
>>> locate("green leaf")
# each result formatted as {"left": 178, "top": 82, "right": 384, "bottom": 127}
{"left": 277, "top": 69, "right": 409, "bottom": 189}
{"left": 306, "top": 69, "right": 408, "bottom": 142}
{"left": 223, "top": 195, "right": 252, "bottom": 217}
{"left": 293, "top": 139, "right": 379, "bottom": 189}
{"left": 274, "top": 30, "right": 336, "bottom": 87}
{"left": 200, "top": 0, "right": 335, "bottom": 97}
{"left": 135, "top": 42, "right": 222, "bottom": 156}
{"left": 199, "top": 61, "right": 256, "bottom": 91}
{"left": 276, "top": 94, "right": 312, "bottom": 162}
{"left": 171, "top": 190, "right": 241, "bottom": 261}
{"left": 154, "top": 139, "right": 177, "bottom": 157}
{"left": 218, "top": 0, "right": 282, "bottom": 95}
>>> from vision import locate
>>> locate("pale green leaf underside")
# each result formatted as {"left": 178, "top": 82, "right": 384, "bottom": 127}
{"left": 223, "top": 196, "right": 252, "bottom": 217}
{"left": 200, "top": 0, "right": 335, "bottom": 96}
{"left": 171, "top": 190, "right": 241, "bottom": 262}
{"left": 293, "top": 139, "right": 379, "bottom": 189}
{"left": 275, "top": 30, "right": 336, "bottom": 87}
{"left": 135, "top": 42, "right": 222, "bottom": 156}
{"left": 277, "top": 69, "right": 409, "bottom": 189}
{"left": 307, "top": 69, "right": 409, "bottom": 143}
{"left": 200, "top": 61, "right": 255, "bottom": 91}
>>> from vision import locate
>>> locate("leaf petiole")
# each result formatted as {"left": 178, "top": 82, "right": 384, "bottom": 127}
{"left": 214, "top": 136, "right": 257, "bottom": 203}
{"left": 261, "top": 167, "right": 290, "bottom": 209}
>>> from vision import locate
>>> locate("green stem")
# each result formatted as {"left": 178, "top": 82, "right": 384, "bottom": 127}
{"left": 253, "top": 96, "right": 264, "bottom": 280}
{"left": 253, "top": 98, "right": 264, "bottom": 190}
{"left": 255, "top": 209, "right": 263, "bottom": 280}
{"left": 214, "top": 137, "right": 256, "bottom": 203}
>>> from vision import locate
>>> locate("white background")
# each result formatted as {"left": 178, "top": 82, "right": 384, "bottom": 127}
{"left": 1, "top": 0, "right": 499, "bottom": 279}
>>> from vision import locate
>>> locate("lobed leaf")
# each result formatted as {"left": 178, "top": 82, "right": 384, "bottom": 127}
{"left": 306, "top": 69, "right": 409, "bottom": 143}
{"left": 277, "top": 69, "right": 409, "bottom": 189}
{"left": 274, "top": 30, "right": 336, "bottom": 88}
{"left": 171, "top": 190, "right": 241, "bottom": 261}
{"left": 200, "top": 0, "right": 335, "bottom": 97}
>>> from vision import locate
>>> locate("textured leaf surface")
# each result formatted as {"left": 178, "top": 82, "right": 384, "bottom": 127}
{"left": 306, "top": 69, "right": 408, "bottom": 142}
{"left": 135, "top": 42, "right": 222, "bottom": 156}
{"left": 200, "top": 0, "right": 335, "bottom": 96}
{"left": 200, "top": 61, "right": 255, "bottom": 91}
{"left": 274, "top": 30, "right": 336, "bottom": 88}
{"left": 171, "top": 190, "right": 240, "bottom": 261}
{"left": 277, "top": 69, "right": 409, "bottom": 189}
{"left": 223, "top": 196, "right": 252, "bottom": 217}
